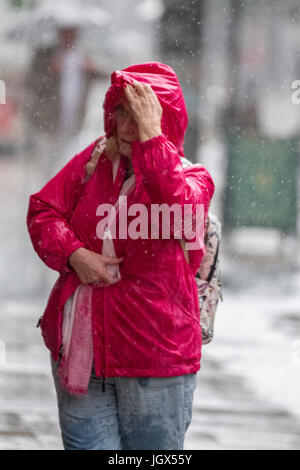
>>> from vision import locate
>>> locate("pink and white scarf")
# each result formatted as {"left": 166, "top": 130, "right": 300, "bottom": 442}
{"left": 56, "top": 155, "right": 136, "bottom": 396}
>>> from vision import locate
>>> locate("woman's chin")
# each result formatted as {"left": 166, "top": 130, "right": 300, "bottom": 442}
{"left": 119, "top": 144, "right": 132, "bottom": 159}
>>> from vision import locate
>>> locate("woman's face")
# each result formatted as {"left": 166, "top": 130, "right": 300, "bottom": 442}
{"left": 114, "top": 97, "right": 139, "bottom": 159}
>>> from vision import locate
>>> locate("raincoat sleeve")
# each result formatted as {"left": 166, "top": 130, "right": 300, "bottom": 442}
{"left": 26, "top": 141, "right": 96, "bottom": 273}
{"left": 131, "top": 133, "right": 215, "bottom": 222}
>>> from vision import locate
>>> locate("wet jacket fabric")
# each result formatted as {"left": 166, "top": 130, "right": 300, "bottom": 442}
{"left": 27, "top": 62, "right": 215, "bottom": 378}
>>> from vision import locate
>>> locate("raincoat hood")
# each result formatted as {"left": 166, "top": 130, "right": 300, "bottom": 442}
{"left": 103, "top": 62, "right": 188, "bottom": 157}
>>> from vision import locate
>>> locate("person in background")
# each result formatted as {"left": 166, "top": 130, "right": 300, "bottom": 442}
{"left": 23, "top": 20, "right": 108, "bottom": 179}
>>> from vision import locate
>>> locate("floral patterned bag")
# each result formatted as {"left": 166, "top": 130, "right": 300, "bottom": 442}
{"left": 180, "top": 157, "right": 223, "bottom": 345}
{"left": 196, "top": 213, "right": 223, "bottom": 344}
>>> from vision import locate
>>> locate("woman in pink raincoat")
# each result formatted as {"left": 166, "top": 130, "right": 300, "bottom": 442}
{"left": 27, "top": 62, "right": 215, "bottom": 450}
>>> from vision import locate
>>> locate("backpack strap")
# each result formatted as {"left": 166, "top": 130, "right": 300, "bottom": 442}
{"left": 84, "top": 136, "right": 107, "bottom": 182}
{"left": 206, "top": 240, "right": 219, "bottom": 283}
{"left": 180, "top": 215, "right": 210, "bottom": 265}
{"left": 73, "top": 136, "right": 107, "bottom": 209}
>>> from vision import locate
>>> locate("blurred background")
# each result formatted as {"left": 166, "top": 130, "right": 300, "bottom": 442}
{"left": 0, "top": 0, "right": 300, "bottom": 450}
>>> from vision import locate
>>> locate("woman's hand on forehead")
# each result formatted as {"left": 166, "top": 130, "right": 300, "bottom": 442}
{"left": 124, "top": 79, "right": 163, "bottom": 143}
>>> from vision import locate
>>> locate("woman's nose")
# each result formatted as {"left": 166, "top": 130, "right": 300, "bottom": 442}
{"left": 120, "top": 115, "right": 137, "bottom": 134}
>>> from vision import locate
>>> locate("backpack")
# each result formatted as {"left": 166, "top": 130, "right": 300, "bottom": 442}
{"left": 180, "top": 157, "right": 223, "bottom": 345}
{"left": 195, "top": 213, "right": 223, "bottom": 344}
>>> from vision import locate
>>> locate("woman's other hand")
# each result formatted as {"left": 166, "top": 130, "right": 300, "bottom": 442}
{"left": 124, "top": 80, "right": 163, "bottom": 143}
{"left": 69, "top": 247, "right": 123, "bottom": 286}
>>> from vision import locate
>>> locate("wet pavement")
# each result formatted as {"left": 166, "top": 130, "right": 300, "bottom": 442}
{"left": 1, "top": 155, "right": 300, "bottom": 450}
{"left": 185, "top": 289, "right": 300, "bottom": 450}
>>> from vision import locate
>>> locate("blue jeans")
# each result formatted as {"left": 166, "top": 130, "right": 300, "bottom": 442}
{"left": 50, "top": 354, "right": 197, "bottom": 450}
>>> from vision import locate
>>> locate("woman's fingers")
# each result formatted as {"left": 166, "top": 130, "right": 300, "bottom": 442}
{"left": 143, "top": 83, "right": 154, "bottom": 95}
{"left": 133, "top": 82, "right": 152, "bottom": 99}
{"left": 103, "top": 256, "right": 123, "bottom": 265}
{"left": 144, "top": 85, "right": 161, "bottom": 105}
{"left": 131, "top": 80, "right": 144, "bottom": 93}
{"left": 125, "top": 84, "right": 136, "bottom": 97}
{"left": 70, "top": 249, "right": 122, "bottom": 286}
{"left": 86, "top": 272, "right": 118, "bottom": 286}
{"left": 126, "top": 82, "right": 147, "bottom": 99}
{"left": 123, "top": 81, "right": 162, "bottom": 141}
{"left": 124, "top": 85, "right": 131, "bottom": 99}
{"left": 124, "top": 84, "right": 133, "bottom": 95}
{"left": 124, "top": 86, "right": 136, "bottom": 108}
{"left": 101, "top": 271, "right": 120, "bottom": 285}
{"left": 125, "top": 84, "right": 151, "bottom": 117}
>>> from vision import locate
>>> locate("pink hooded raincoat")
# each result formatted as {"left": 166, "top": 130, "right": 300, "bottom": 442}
{"left": 26, "top": 62, "right": 215, "bottom": 378}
